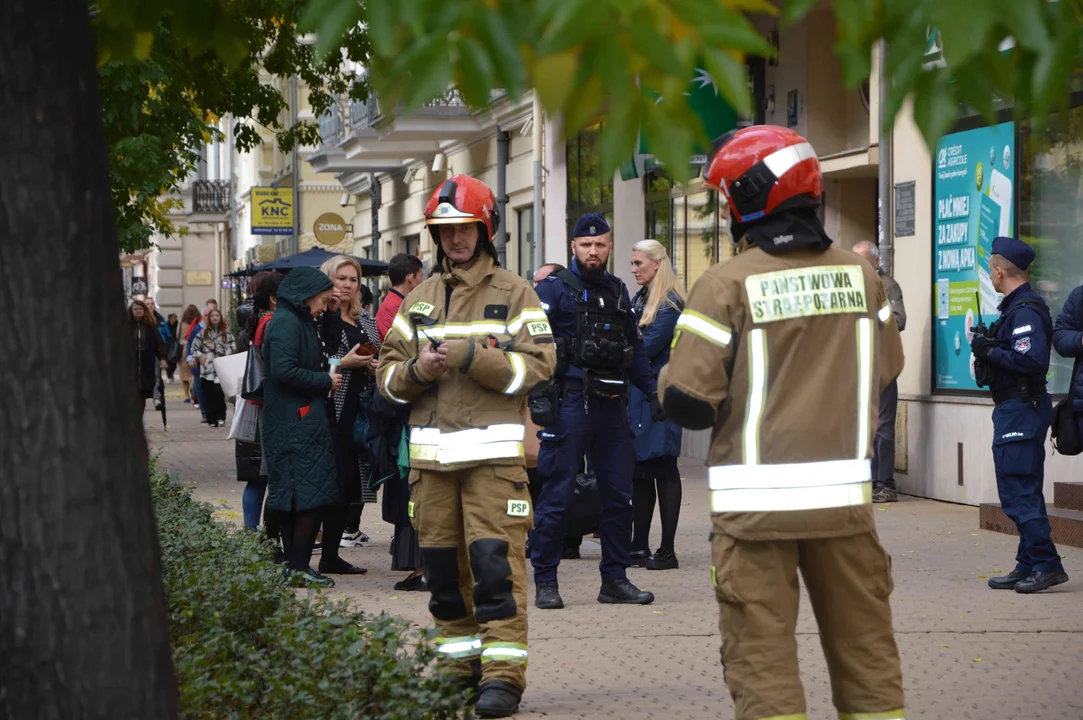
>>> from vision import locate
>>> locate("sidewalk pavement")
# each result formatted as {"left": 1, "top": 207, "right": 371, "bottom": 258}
{"left": 150, "top": 398, "right": 1083, "bottom": 720}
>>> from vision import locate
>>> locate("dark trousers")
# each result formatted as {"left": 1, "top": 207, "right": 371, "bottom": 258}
{"left": 532, "top": 391, "right": 633, "bottom": 582}
{"left": 202, "top": 380, "right": 227, "bottom": 426}
{"left": 872, "top": 379, "right": 898, "bottom": 491}
{"left": 992, "top": 395, "right": 1062, "bottom": 573}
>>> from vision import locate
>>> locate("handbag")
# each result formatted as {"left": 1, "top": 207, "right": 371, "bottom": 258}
{"left": 1052, "top": 356, "right": 1082, "bottom": 456}
{"left": 564, "top": 471, "right": 601, "bottom": 538}
{"left": 227, "top": 399, "right": 260, "bottom": 442}
{"left": 241, "top": 345, "right": 265, "bottom": 400}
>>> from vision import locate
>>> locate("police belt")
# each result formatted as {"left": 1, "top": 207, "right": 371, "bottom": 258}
{"left": 991, "top": 380, "right": 1046, "bottom": 405}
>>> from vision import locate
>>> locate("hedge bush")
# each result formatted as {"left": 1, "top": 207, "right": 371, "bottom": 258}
{"left": 151, "top": 470, "right": 470, "bottom": 719}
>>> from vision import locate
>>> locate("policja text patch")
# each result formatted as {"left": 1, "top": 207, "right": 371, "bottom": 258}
{"left": 745, "top": 265, "right": 867, "bottom": 324}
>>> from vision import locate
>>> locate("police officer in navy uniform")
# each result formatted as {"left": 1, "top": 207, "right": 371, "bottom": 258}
{"left": 530, "top": 214, "right": 662, "bottom": 609}
{"left": 971, "top": 236, "right": 1069, "bottom": 593}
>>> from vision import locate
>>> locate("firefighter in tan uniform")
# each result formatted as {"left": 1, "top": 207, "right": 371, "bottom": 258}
{"left": 658, "top": 127, "right": 906, "bottom": 720}
{"left": 377, "top": 174, "right": 556, "bottom": 718}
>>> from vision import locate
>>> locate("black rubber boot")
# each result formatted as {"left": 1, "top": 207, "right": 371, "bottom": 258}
{"left": 474, "top": 680, "right": 523, "bottom": 718}
{"left": 534, "top": 581, "right": 564, "bottom": 609}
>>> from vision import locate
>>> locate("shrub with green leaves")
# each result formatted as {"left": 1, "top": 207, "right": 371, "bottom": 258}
{"left": 151, "top": 472, "right": 469, "bottom": 719}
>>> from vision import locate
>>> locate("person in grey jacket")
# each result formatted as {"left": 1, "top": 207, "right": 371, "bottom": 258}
{"left": 854, "top": 241, "right": 906, "bottom": 503}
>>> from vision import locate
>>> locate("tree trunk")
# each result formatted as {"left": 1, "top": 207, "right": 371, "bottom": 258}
{"left": 0, "top": 2, "right": 178, "bottom": 718}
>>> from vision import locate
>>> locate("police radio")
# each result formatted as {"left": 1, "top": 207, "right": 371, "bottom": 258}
{"left": 972, "top": 292, "right": 993, "bottom": 388}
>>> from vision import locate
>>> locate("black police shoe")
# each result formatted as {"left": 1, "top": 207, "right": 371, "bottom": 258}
{"left": 474, "top": 680, "right": 523, "bottom": 718}
{"left": 629, "top": 549, "right": 651, "bottom": 567}
{"left": 646, "top": 548, "right": 679, "bottom": 570}
{"left": 535, "top": 581, "right": 564, "bottom": 609}
{"left": 1015, "top": 570, "right": 1070, "bottom": 594}
{"left": 598, "top": 578, "right": 655, "bottom": 605}
{"left": 988, "top": 568, "right": 1030, "bottom": 590}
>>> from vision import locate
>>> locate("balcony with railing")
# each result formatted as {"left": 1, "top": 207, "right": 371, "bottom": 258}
{"left": 192, "top": 180, "right": 231, "bottom": 214}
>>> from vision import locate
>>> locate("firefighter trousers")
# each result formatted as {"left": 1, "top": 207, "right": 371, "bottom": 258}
{"left": 711, "top": 530, "right": 905, "bottom": 720}
{"left": 410, "top": 463, "right": 532, "bottom": 689}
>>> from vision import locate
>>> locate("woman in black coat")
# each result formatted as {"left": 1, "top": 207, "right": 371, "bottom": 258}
{"left": 130, "top": 300, "right": 167, "bottom": 418}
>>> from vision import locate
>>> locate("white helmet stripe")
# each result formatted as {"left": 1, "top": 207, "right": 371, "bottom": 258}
{"left": 761, "top": 142, "right": 817, "bottom": 181}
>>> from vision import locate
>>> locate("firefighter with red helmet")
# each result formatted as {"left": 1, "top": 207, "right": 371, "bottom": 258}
{"left": 377, "top": 174, "right": 556, "bottom": 718}
{"left": 658, "top": 126, "right": 906, "bottom": 720}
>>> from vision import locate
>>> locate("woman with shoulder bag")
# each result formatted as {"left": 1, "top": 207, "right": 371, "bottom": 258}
{"left": 627, "top": 240, "right": 687, "bottom": 570}
{"left": 191, "top": 307, "right": 236, "bottom": 428}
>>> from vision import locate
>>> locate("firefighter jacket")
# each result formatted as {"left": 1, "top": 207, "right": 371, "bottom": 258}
{"left": 376, "top": 253, "right": 557, "bottom": 472}
{"left": 659, "top": 241, "right": 904, "bottom": 540}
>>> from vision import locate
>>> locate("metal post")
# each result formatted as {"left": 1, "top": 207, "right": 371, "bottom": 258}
{"left": 290, "top": 75, "right": 301, "bottom": 256}
{"left": 877, "top": 38, "right": 893, "bottom": 275}
{"left": 532, "top": 160, "right": 543, "bottom": 276}
{"left": 495, "top": 129, "right": 510, "bottom": 267}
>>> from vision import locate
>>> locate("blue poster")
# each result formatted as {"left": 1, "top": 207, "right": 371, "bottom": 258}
{"left": 933, "top": 121, "right": 1015, "bottom": 391}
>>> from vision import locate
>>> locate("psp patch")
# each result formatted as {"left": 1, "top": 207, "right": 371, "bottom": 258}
{"left": 409, "top": 301, "right": 436, "bottom": 317}
{"left": 526, "top": 320, "right": 551, "bottom": 337}
{"left": 1014, "top": 336, "right": 1032, "bottom": 354}
{"left": 507, "top": 499, "right": 530, "bottom": 517}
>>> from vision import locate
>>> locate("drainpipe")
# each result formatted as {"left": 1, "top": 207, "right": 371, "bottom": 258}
{"left": 531, "top": 95, "right": 543, "bottom": 276}
{"left": 877, "top": 39, "right": 893, "bottom": 275}
{"left": 370, "top": 173, "right": 382, "bottom": 263}
{"left": 496, "top": 129, "right": 510, "bottom": 267}
{"left": 290, "top": 75, "right": 301, "bottom": 256}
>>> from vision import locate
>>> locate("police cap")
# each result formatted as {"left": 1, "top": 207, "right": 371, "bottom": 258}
{"left": 991, "top": 236, "right": 1036, "bottom": 271}
{"left": 573, "top": 213, "right": 611, "bottom": 238}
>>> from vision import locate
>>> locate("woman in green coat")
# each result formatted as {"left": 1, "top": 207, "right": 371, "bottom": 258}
{"left": 261, "top": 267, "right": 341, "bottom": 586}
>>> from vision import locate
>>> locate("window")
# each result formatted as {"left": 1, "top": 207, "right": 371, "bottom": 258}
{"left": 517, "top": 206, "right": 534, "bottom": 279}
{"left": 566, "top": 122, "right": 615, "bottom": 241}
{"left": 404, "top": 233, "right": 420, "bottom": 257}
{"left": 645, "top": 170, "right": 725, "bottom": 289}
{"left": 1020, "top": 106, "right": 1083, "bottom": 394}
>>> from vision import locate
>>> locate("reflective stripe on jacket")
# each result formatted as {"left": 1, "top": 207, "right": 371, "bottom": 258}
{"left": 659, "top": 242, "right": 904, "bottom": 540}
{"left": 376, "top": 253, "right": 557, "bottom": 471}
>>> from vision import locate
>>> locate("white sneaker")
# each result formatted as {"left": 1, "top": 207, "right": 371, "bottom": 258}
{"left": 340, "top": 530, "right": 368, "bottom": 548}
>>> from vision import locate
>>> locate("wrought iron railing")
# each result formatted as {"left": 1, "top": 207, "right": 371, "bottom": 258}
{"left": 350, "top": 95, "right": 381, "bottom": 131}
{"left": 319, "top": 95, "right": 351, "bottom": 146}
{"left": 192, "top": 180, "right": 231, "bottom": 214}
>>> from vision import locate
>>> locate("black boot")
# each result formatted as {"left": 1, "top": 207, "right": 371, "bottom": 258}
{"left": 534, "top": 580, "right": 564, "bottom": 609}
{"left": 1015, "top": 570, "right": 1069, "bottom": 594}
{"left": 474, "top": 680, "right": 522, "bottom": 718}
{"left": 628, "top": 549, "right": 651, "bottom": 567}
{"left": 646, "top": 548, "right": 678, "bottom": 570}
{"left": 598, "top": 578, "right": 654, "bottom": 605}
{"left": 453, "top": 659, "right": 482, "bottom": 705}
{"left": 987, "top": 568, "right": 1030, "bottom": 590}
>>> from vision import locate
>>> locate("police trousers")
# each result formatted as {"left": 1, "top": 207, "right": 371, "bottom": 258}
{"left": 992, "top": 394, "right": 1062, "bottom": 574}
{"left": 410, "top": 464, "right": 532, "bottom": 689}
{"left": 711, "top": 530, "right": 905, "bottom": 720}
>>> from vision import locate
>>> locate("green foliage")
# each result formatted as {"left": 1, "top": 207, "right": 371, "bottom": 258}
{"left": 151, "top": 470, "right": 469, "bottom": 719}
{"left": 92, "top": 0, "right": 371, "bottom": 252}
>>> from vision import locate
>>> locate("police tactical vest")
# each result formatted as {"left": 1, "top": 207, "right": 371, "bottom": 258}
{"left": 555, "top": 269, "right": 633, "bottom": 373}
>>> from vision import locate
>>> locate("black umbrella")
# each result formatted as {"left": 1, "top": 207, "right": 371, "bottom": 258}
{"left": 249, "top": 247, "right": 388, "bottom": 277}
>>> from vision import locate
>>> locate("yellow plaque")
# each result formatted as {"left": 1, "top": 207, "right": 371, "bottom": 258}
{"left": 313, "top": 212, "right": 348, "bottom": 246}
{"left": 186, "top": 271, "right": 213, "bottom": 286}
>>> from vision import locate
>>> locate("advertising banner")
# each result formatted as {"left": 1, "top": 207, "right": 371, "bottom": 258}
{"left": 251, "top": 187, "right": 294, "bottom": 235}
{"left": 933, "top": 121, "right": 1015, "bottom": 391}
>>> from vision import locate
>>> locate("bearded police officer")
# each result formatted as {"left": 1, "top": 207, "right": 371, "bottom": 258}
{"left": 971, "top": 236, "right": 1069, "bottom": 594}
{"left": 378, "top": 174, "right": 557, "bottom": 717}
{"left": 530, "top": 214, "right": 662, "bottom": 609}
{"left": 658, "top": 126, "right": 906, "bottom": 720}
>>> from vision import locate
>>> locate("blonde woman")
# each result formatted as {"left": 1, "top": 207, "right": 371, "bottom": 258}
{"left": 317, "top": 254, "right": 378, "bottom": 576}
{"left": 628, "top": 239, "right": 687, "bottom": 570}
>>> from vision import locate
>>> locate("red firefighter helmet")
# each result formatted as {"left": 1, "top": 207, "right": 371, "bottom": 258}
{"left": 703, "top": 126, "right": 822, "bottom": 225}
{"left": 424, "top": 174, "right": 500, "bottom": 244}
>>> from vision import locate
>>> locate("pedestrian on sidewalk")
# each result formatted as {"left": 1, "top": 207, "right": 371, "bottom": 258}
{"left": 377, "top": 175, "right": 557, "bottom": 717}
{"left": 165, "top": 312, "right": 180, "bottom": 381}
{"left": 178, "top": 304, "right": 200, "bottom": 404}
{"left": 375, "top": 253, "right": 423, "bottom": 341}
{"left": 1053, "top": 281, "right": 1083, "bottom": 441}
{"left": 628, "top": 239, "right": 686, "bottom": 570}
{"left": 317, "top": 253, "right": 376, "bottom": 576}
{"left": 973, "top": 237, "right": 1069, "bottom": 593}
{"left": 186, "top": 307, "right": 208, "bottom": 420}
{"left": 191, "top": 307, "right": 235, "bottom": 428}
{"left": 853, "top": 240, "right": 907, "bottom": 504}
{"left": 130, "top": 300, "right": 167, "bottom": 420}
{"left": 660, "top": 126, "right": 907, "bottom": 720}
{"left": 263, "top": 267, "right": 341, "bottom": 587}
